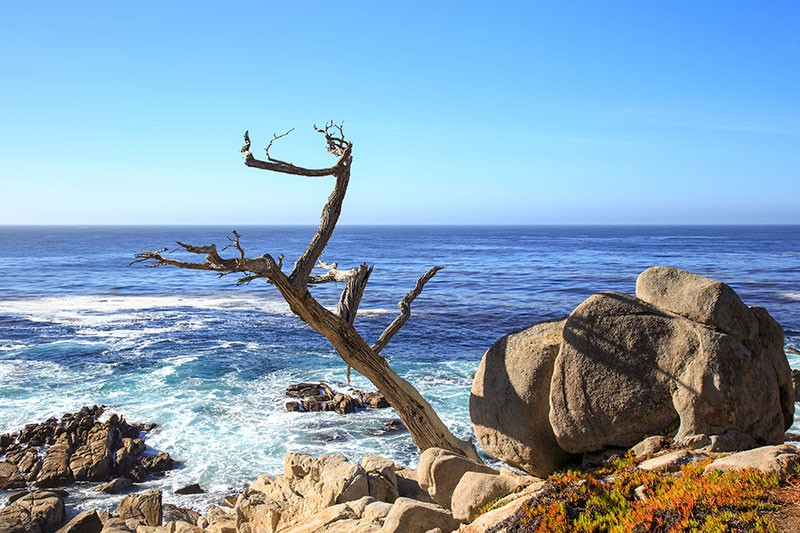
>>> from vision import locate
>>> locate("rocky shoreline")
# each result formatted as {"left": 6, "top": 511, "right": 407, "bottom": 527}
{"left": 3, "top": 266, "right": 800, "bottom": 531}
{"left": 3, "top": 439, "right": 799, "bottom": 532}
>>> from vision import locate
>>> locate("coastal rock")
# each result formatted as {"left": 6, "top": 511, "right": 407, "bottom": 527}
{"left": 140, "top": 452, "right": 174, "bottom": 473}
{"left": 117, "top": 490, "right": 162, "bottom": 527}
{"left": 6, "top": 446, "right": 43, "bottom": 480}
{"left": 549, "top": 271, "right": 793, "bottom": 453}
{"left": 174, "top": 483, "right": 204, "bottom": 495}
{"left": 162, "top": 504, "right": 201, "bottom": 525}
{"left": 394, "top": 468, "right": 432, "bottom": 503}
{"left": 379, "top": 497, "right": 460, "bottom": 533}
{"left": 361, "top": 456, "right": 398, "bottom": 503}
{"left": 416, "top": 447, "right": 498, "bottom": 508}
{"left": 70, "top": 423, "right": 115, "bottom": 482}
{"left": 450, "top": 471, "right": 522, "bottom": 523}
{"left": 470, "top": 318, "right": 576, "bottom": 477}
{"left": 55, "top": 510, "right": 103, "bottom": 533}
{"left": 0, "top": 461, "right": 26, "bottom": 489}
{"left": 635, "top": 266, "right": 758, "bottom": 339}
{"left": 630, "top": 435, "right": 670, "bottom": 458}
{"left": 637, "top": 450, "right": 704, "bottom": 473}
{"left": 284, "top": 382, "right": 389, "bottom": 414}
{"left": 37, "top": 435, "right": 74, "bottom": 488}
{"left": 703, "top": 444, "right": 800, "bottom": 477}
{"left": 0, "top": 490, "right": 65, "bottom": 533}
{"left": 97, "top": 477, "right": 133, "bottom": 494}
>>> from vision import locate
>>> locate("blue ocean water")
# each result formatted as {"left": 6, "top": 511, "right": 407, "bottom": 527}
{"left": 0, "top": 225, "right": 798, "bottom": 512}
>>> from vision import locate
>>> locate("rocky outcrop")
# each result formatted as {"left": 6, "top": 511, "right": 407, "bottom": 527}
{"left": 285, "top": 382, "right": 390, "bottom": 414}
{"left": 0, "top": 407, "right": 173, "bottom": 490}
{"left": 0, "top": 490, "right": 65, "bottom": 533}
{"left": 470, "top": 319, "right": 577, "bottom": 477}
{"left": 473, "top": 267, "right": 795, "bottom": 475}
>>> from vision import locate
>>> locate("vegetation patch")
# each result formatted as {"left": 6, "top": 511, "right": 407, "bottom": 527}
{"left": 492, "top": 455, "right": 784, "bottom": 532}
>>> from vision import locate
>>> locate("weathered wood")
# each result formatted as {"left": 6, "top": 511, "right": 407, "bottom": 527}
{"left": 372, "top": 266, "right": 444, "bottom": 355}
{"left": 135, "top": 123, "right": 480, "bottom": 462}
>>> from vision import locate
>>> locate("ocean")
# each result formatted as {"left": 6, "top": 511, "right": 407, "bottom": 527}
{"left": 0, "top": 225, "right": 798, "bottom": 513}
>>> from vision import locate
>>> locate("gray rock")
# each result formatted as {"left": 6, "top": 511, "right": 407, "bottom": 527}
{"left": 638, "top": 450, "right": 703, "bottom": 473}
{"left": 704, "top": 444, "right": 800, "bottom": 477}
{"left": 470, "top": 319, "right": 576, "bottom": 477}
{"left": 635, "top": 266, "right": 758, "bottom": 339}
{"left": 549, "top": 287, "right": 792, "bottom": 453}
{"left": 174, "top": 483, "right": 204, "bottom": 495}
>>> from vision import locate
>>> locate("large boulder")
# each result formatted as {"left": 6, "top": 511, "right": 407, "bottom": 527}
{"left": 0, "top": 490, "right": 65, "bottom": 533}
{"left": 474, "top": 267, "right": 794, "bottom": 472}
{"left": 470, "top": 319, "right": 577, "bottom": 476}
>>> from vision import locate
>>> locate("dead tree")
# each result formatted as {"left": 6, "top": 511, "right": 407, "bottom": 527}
{"left": 134, "top": 123, "right": 480, "bottom": 462}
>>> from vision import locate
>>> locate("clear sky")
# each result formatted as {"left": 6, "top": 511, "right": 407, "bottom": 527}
{"left": 0, "top": 1, "right": 798, "bottom": 224}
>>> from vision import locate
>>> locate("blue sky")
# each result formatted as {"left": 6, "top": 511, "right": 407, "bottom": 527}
{"left": 0, "top": 1, "right": 798, "bottom": 224}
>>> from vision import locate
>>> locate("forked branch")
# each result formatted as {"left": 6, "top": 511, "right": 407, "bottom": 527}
{"left": 372, "top": 266, "right": 444, "bottom": 354}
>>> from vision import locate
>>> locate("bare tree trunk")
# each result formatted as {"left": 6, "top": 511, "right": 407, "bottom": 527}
{"left": 134, "top": 123, "right": 480, "bottom": 462}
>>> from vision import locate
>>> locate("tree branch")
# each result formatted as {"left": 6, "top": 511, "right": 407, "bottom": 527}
{"left": 372, "top": 266, "right": 444, "bottom": 354}
{"left": 132, "top": 233, "right": 283, "bottom": 283}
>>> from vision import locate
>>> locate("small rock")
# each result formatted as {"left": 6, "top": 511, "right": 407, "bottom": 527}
{"left": 416, "top": 447, "right": 498, "bottom": 508}
{"left": 451, "top": 471, "right": 522, "bottom": 523}
{"left": 163, "top": 504, "right": 201, "bottom": 525}
{"left": 141, "top": 452, "right": 174, "bottom": 473}
{"left": 380, "top": 497, "right": 460, "bottom": 533}
{"left": 0, "top": 461, "right": 26, "bottom": 490}
{"left": 638, "top": 450, "right": 702, "bottom": 473}
{"left": 117, "top": 489, "right": 162, "bottom": 527}
{"left": 175, "top": 483, "right": 204, "bottom": 495}
{"left": 704, "top": 444, "right": 800, "bottom": 477}
{"left": 98, "top": 477, "right": 133, "bottom": 494}
{"left": 631, "top": 436, "right": 670, "bottom": 458}
{"left": 55, "top": 509, "right": 103, "bottom": 533}
{"left": 634, "top": 485, "right": 648, "bottom": 501}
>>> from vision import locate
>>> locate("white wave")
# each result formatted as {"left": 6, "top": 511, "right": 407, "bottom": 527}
{"left": 358, "top": 308, "right": 392, "bottom": 318}
{"left": 0, "top": 295, "right": 294, "bottom": 330}
{"left": 784, "top": 293, "right": 800, "bottom": 301}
